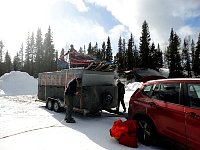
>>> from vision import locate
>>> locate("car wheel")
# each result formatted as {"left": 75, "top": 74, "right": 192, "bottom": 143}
{"left": 46, "top": 98, "right": 53, "bottom": 110}
{"left": 137, "top": 117, "right": 155, "bottom": 146}
{"left": 53, "top": 101, "right": 60, "bottom": 112}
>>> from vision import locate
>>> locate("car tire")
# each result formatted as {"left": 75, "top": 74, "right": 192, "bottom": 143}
{"left": 53, "top": 101, "right": 60, "bottom": 112}
{"left": 137, "top": 117, "right": 156, "bottom": 146}
{"left": 46, "top": 98, "right": 53, "bottom": 110}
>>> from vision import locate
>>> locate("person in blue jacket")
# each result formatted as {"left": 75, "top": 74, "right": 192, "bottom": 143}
{"left": 64, "top": 77, "right": 82, "bottom": 123}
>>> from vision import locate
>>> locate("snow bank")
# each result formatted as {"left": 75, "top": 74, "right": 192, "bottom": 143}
{"left": 159, "top": 68, "right": 169, "bottom": 78}
{"left": 126, "top": 82, "right": 143, "bottom": 91}
{"left": 0, "top": 71, "right": 37, "bottom": 96}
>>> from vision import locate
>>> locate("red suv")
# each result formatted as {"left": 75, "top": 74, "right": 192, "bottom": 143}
{"left": 128, "top": 78, "right": 200, "bottom": 150}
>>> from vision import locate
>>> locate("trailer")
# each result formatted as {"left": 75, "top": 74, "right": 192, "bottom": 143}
{"left": 38, "top": 67, "right": 118, "bottom": 115}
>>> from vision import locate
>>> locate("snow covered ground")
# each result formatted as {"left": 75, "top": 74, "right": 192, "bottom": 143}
{"left": 0, "top": 71, "right": 166, "bottom": 150}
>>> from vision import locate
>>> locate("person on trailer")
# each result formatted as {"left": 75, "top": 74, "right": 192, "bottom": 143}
{"left": 64, "top": 77, "right": 82, "bottom": 123}
{"left": 116, "top": 79, "right": 126, "bottom": 113}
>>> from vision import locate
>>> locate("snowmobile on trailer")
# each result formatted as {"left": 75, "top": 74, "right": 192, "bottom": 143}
{"left": 37, "top": 62, "right": 118, "bottom": 115}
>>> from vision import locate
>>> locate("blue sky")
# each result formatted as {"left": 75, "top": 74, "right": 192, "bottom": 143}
{"left": 0, "top": 0, "right": 200, "bottom": 59}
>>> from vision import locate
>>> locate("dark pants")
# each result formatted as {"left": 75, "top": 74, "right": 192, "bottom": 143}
{"left": 64, "top": 94, "right": 74, "bottom": 120}
{"left": 117, "top": 95, "right": 126, "bottom": 111}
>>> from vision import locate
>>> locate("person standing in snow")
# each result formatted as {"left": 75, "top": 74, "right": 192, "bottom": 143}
{"left": 64, "top": 77, "right": 82, "bottom": 123}
{"left": 116, "top": 79, "right": 126, "bottom": 113}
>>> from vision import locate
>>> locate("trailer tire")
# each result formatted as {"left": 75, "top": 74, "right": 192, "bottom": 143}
{"left": 53, "top": 101, "right": 61, "bottom": 112}
{"left": 102, "top": 92, "right": 113, "bottom": 107}
{"left": 46, "top": 98, "right": 53, "bottom": 110}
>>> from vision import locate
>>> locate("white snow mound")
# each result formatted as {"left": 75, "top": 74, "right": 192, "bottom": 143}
{"left": 0, "top": 71, "right": 38, "bottom": 96}
{"left": 126, "top": 82, "right": 143, "bottom": 91}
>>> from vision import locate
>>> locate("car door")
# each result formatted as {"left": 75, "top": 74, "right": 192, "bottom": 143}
{"left": 185, "top": 83, "right": 200, "bottom": 150}
{"left": 148, "top": 82, "right": 186, "bottom": 145}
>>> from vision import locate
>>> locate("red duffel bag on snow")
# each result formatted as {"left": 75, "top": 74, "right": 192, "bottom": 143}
{"left": 110, "top": 119, "right": 128, "bottom": 139}
{"left": 119, "top": 133, "right": 138, "bottom": 148}
{"left": 123, "top": 120, "right": 137, "bottom": 133}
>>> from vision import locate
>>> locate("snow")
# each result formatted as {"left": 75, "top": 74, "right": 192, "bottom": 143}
{"left": 0, "top": 71, "right": 165, "bottom": 150}
{"left": 0, "top": 71, "right": 37, "bottom": 96}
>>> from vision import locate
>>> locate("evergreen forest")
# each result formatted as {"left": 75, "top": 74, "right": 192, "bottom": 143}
{"left": 1, "top": 21, "right": 200, "bottom": 78}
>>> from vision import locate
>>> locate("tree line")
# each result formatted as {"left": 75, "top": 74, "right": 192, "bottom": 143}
{"left": 0, "top": 21, "right": 200, "bottom": 78}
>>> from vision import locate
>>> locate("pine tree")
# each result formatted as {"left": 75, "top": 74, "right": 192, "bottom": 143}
{"left": 193, "top": 33, "right": 200, "bottom": 76}
{"left": 116, "top": 36, "right": 124, "bottom": 72}
{"left": 167, "top": 28, "right": 183, "bottom": 78}
{"left": 122, "top": 39, "right": 127, "bottom": 70}
{"left": 35, "top": 28, "right": 44, "bottom": 76}
{"left": 0, "top": 40, "right": 4, "bottom": 76}
{"left": 101, "top": 41, "right": 106, "bottom": 60}
{"left": 43, "top": 26, "right": 56, "bottom": 72}
{"left": 156, "top": 44, "right": 163, "bottom": 69}
{"left": 4, "top": 51, "right": 13, "bottom": 73}
{"left": 127, "top": 33, "right": 134, "bottom": 70}
{"left": 191, "top": 39, "right": 195, "bottom": 72}
{"left": 29, "top": 32, "right": 35, "bottom": 76}
{"left": 133, "top": 45, "right": 139, "bottom": 68}
{"left": 24, "top": 32, "right": 31, "bottom": 74}
{"left": 87, "top": 42, "right": 93, "bottom": 55}
{"left": 93, "top": 42, "right": 98, "bottom": 56}
{"left": 0, "top": 40, "right": 4, "bottom": 63}
{"left": 149, "top": 42, "right": 156, "bottom": 70}
{"left": 105, "top": 36, "right": 113, "bottom": 63}
{"left": 19, "top": 43, "right": 24, "bottom": 71}
{"left": 182, "top": 37, "right": 192, "bottom": 77}
{"left": 60, "top": 48, "right": 65, "bottom": 58}
{"left": 139, "top": 20, "right": 151, "bottom": 68}
{"left": 13, "top": 52, "right": 21, "bottom": 71}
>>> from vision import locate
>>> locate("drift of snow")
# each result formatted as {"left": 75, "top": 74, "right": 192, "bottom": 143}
{"left": 0, "top": 71, "right": 166, "bottom": 150}
{"left": 0, "top": 71, "right": 37, "bottom": 96}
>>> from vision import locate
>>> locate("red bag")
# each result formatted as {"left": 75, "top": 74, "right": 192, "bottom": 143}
{"left": 119, "top": 133, "right": 138, "bottom": 148}
{"left": 110, "top": 119, "right": 128, "bottom": 139}
{"left": 123, "top": 120, "right": 137, "bottom": 133}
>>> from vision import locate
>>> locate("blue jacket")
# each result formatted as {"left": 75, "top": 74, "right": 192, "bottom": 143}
{"left": 65, "top": 79, "right": 77, "bottom": 96}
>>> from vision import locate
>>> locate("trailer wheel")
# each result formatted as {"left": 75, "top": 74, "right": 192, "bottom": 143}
{"left": 102, "top": 92, "right": 113, "bottom": 107}
{"left": 53, "top": 101, "right": 61, "bottom": 112}
{"left": 46, "top": 98, "right": 53, "bottom": 110}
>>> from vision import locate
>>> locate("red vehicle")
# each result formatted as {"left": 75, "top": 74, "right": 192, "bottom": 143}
{"left": 128, "top": 78, "right": 200, "bottom": 150}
